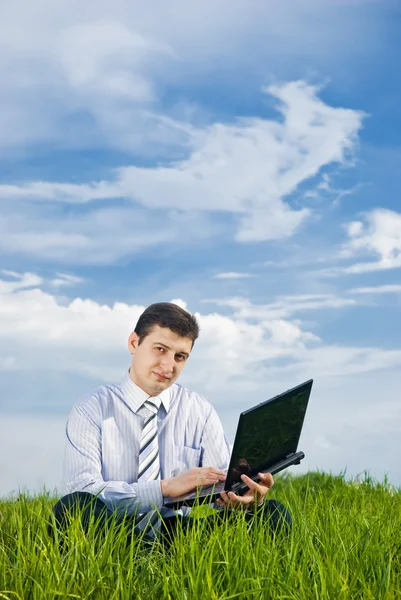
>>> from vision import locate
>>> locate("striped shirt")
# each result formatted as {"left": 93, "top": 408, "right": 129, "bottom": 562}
{"left": 62, "top": 372, "right": 231, "bottom": 519}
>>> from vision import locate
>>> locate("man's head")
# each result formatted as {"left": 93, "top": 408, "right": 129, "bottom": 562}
{"left": 128, "top": 302, "right": 199, "bottom": 396}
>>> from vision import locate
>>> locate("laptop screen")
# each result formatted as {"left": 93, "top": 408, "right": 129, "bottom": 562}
{"left": 225, "top": 380, "right": 312, "bottom": 488}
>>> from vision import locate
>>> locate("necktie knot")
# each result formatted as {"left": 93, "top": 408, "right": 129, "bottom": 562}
{"left": 143, "top": 397, "right": 161, "bottom": 415}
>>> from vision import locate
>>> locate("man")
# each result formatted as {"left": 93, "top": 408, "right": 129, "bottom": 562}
{"left": 51, "top": 302, "right": 291, "bottom": 543}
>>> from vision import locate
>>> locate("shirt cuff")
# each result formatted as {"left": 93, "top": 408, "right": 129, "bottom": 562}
{"left": 137, "top": 480, "right": 163, "bottom": 513}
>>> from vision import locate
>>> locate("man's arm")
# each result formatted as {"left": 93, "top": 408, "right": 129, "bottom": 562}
{"left": 62, "top": 405, "right": 163, "bottom": 515}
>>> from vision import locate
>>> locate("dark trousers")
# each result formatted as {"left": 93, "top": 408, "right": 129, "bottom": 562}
{"left": 49, "top": 492, "right": 292, "bottom": 545}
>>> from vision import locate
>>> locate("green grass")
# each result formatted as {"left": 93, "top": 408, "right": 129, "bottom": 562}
{"left": 0, "top": 472, "right": 400, "bottom": 599}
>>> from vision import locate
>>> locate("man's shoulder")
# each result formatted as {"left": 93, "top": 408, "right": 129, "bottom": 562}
{"left": 72, "top": 381, "right": 122, "bottom": 412}
{"left": 169, "top": 382, "right": 212, "bottom": 408}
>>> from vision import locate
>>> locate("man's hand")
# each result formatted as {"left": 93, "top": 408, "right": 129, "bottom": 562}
{"left": 161, "top": 467, "right": 226, "bottom": 498}
{"left": 216, "top": 472, "right": 274, "bottom": 510}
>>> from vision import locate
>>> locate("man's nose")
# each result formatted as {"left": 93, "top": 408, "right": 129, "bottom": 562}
{"left": 160, "top": 354, "right": 174, "bottom": 372}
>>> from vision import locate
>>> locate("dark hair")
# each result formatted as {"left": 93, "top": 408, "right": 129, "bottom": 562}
{"left": 134, "top": 302, "right": 199, "bottom": 347}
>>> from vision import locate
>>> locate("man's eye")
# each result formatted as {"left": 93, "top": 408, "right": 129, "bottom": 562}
{"left": 176, "top": 355, "right": 186, "bottom": 362}
{"left": 156, "top": 347, "right": 164, "bottom": 352}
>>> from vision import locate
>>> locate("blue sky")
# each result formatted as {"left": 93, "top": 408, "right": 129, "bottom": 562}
{"left": 1, "top": 0, "right": 401, "bottom": 496}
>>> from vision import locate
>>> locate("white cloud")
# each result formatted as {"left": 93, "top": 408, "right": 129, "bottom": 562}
{"left": 0, "top": 270, "right": 44, "bottom": 293}
{"left": 310, "top": 209, "right": 401, "bottom": 279}
{"left": 206, "top": 293, "right": 356, "bottom": 321}
{"left": 0, "top": 205, "right": 216, "bottom": 264}
{"left": 263, "top": 319, "right": 319, "bottom": 346}
{"left": 0, "top": 81, "right": 364, "bottom": 261}
{"left": 170, "top": 299, "right": 188, "bottom": 310}
{"left": 49, "top": 273, "right": 84, "bottom": 287}
{"left": 347, "top": 220, "right": 364, "bottom": 237}
{"left": 349, "top": 284, "right": 401, "bottom": 295}
{"left": 196, "top": 295, "right": 401, "bottom": 381}
{"left": 214, "top": 272, "right": 254, "bottom": 280}
{"left": 342, "top": 209, "right": 401, "bottom": 273}
{"left": 58, "top": 22, "right": 170, "bottom": 103}
{"left": 277, "top": 344, "right": 401, "bottom": 378}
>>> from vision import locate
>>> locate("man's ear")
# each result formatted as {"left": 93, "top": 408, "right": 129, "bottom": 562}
{"left": 128, "top": 332, "right": 140, "bottom": 355}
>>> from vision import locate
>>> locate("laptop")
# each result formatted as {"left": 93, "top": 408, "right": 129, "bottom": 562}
{"left": 164, "top": 379, "right": 313, "bottom": 509}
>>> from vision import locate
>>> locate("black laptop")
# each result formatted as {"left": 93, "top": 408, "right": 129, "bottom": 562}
{"left": 164, "top": 379, "right": 313, "bottom": 509}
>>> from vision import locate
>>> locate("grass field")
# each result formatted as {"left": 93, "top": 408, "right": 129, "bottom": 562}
{"left": 0, "top": 472, "right": 400, "bottom": 599}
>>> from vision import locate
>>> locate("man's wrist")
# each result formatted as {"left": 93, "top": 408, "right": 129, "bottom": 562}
{"left": 160, "top": 478, "right": 172, "bottom": 498}
{"left": 136, "top": 479, "right": 164, "bottom": 512}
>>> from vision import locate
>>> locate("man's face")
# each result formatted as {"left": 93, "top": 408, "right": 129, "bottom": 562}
{"left": 128, "top": 325, "right": 193, "bottom": 396}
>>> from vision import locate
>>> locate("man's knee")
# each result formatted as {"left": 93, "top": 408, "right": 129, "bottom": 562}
{"left": 258, "top": 499, "right": 292, "bottom": 535}
{"left": 49, "top": 492, "right": 109, "bottom": 536}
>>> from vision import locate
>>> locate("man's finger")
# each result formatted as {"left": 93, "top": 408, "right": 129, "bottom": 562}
{"left": 216, "top": 492, "right": 231, "bottom": 507}
{"left": 228, "top": 491, "right": 244, "bottom": 504}
{"left": 201, "top": 468, "right": 226, "bottom": 480}
{"left": 218, "top": 490, "right": 241, "bottom": 506}
{"left": 257, "top": 472, "right": 274, "bottom": 486}
{"left": 240, "top": 474, "right": 260, "bottom": 490}
{"left": 210, "top": 469, "right": 226, "bottom": 477}
{"left": 241, "top": 473, "right": 272, "bottom": 490}
{"left": 204, "top": 466, "right": 226, "bottom": 473}
{"left": 238, "top": 477, "right": 269, "bottom": 503}
{"left": 196, "top": 476, "right": 223, "bottom": 488}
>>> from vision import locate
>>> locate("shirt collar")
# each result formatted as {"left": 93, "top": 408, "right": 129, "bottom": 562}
{"left": 120, "top": 371, "right": 171, "bottom": 413}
